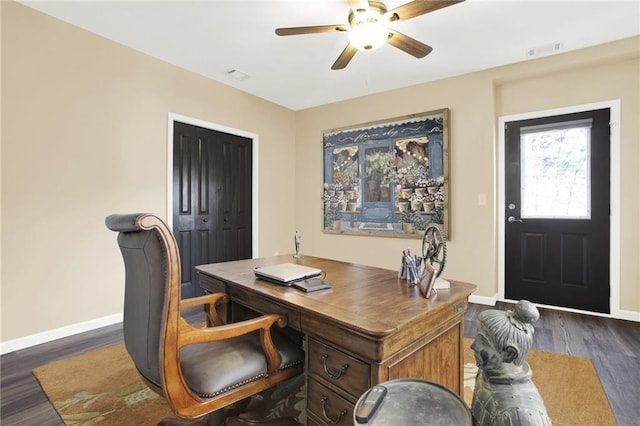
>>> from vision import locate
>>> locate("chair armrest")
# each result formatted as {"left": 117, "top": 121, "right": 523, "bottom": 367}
{"left": 180, "top": 292, "right": 229, "bottom": 309}
{"left": 179, "top": 293, "right": 229, "bottom": 326}
{"left": 178, "top": 313, "right": 286, "bottom": 373}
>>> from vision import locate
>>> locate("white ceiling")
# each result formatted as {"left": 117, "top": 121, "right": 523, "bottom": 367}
{"left": 20, "top": 0, "right": 640, "bottom": 111}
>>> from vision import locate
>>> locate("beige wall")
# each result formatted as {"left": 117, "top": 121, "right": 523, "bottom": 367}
{"left": 2, "top": 2, "right": 639, "bottom": 346}
{"left": 1, "top": 2, "right": 298, "bottom": 342}
{"left": 295, "top": 37, "right": 640, "bottom": 314}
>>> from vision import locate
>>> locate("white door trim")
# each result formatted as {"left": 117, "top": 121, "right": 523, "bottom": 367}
{"left": 166, "top": 112, "right": 260, "bottom": 258}
{"left": 497, "top": 100, "right": 621, "bottom": 318}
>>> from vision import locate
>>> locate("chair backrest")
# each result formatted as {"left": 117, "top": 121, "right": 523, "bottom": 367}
{"left": 105, "top": 213, "right": 181, "bottom": 392}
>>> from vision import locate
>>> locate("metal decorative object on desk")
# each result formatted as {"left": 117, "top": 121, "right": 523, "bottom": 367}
{"left": 399, "top": 225, "right": 446, "bottom": 297}
{"left": 470, "top": 300, "right": 552, "bottom": 425}
{"left": 421, "top": 223, "right": 450, "bottom": 292}
{"left": 421, "top": 224, "right": 447, "bottom": 276}
{"left": 293, "top": 230, "right": 301, "bottom": 258}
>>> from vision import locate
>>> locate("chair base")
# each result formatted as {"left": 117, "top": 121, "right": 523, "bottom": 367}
{"left": 157, "top": 398, "right": 299, "bottom": 426}
{"left": 157, "top": 416, "right": 208, "bottom": 426}
{"left": 158, "top": 414, "right": 297, "bottom": 426}
{"left": 226, "top": 418, "right": 298, "bottom": 426}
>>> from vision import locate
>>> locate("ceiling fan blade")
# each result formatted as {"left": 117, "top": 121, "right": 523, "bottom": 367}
{"left": 275, "top": 24, "right": 348, "bottom": 36}
{"left": 348, "top": 0, "right": 371, "bottom": 13}
{"left": 331, "top": 43, "right": 358, "bottom": 70}
{"left": 387, "top": 29, "right": 432, "bottom": 58}
{"left": 386, "top": 0, "right": 464, "bottom": 21}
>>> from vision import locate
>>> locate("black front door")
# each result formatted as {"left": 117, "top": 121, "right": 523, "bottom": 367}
{"left": 173, "top": 122, "right": 252, "bottom": 298}
{"left": 505, "top": 108, "right": 610, "bottom": 313}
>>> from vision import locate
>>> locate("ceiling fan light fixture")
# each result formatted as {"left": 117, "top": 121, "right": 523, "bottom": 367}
{"left": 349, "top": 18, "right": 388, "bottom": 51}
{"left": 275, "top": 0, "right": 464, "bottom": 69}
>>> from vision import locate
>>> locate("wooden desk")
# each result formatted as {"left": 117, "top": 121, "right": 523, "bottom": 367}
{"left": 196, "top": 255, "right": 476, "bottom": 426}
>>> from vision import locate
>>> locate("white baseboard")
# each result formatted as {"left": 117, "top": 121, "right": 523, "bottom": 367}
{"left": 0, "top": 312, "right": 123, "bottom": 355}
{"left": 468, "top": 294, "right": 639, "bottom": 322}
{"left": 501, "top": 297, "right": 640, "bottom": 323}
{"left": 616, "top": 309, "right": 640, "bottom": 322}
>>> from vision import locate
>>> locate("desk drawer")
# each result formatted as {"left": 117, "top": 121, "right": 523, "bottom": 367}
{"left": 199, "top": 274, "right": 227, "bottom": 294}
{"left": 307, "top": 379, "right": 353, "bottom": 426}
{"left": 308, "top": 338, "right": 369, "bottom": 399}
{"left": 230, "top": 287, "right": 301, "bottom": 330}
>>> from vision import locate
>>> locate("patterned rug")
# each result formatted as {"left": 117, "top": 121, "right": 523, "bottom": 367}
{"left": 33, "top": 339, "right": 615, "bottom": 425}
{"left": 32, "top": 344, "right": 304, "bottom": 425}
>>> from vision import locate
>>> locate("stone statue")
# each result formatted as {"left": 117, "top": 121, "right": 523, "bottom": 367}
{"left": 293, "top": 231, "right": 301, "bottom": 258}
{"left": 471, "top": 300, "right": 552, "bottom": 426}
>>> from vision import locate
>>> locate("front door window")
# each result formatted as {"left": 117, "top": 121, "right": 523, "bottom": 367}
{"left": 521, "top": 119, "right": 592, "bottom": 219}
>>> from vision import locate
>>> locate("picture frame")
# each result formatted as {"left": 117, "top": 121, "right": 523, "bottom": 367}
{"left": 419, "top": 261, "right": 437, "bottom": 299}
{"left": 322, "top": 109, "right": 450, "bottom": 239}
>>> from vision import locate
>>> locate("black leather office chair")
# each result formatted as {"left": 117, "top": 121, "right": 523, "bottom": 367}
{"left": 105, "top": 213, "right": 304, "bottom": 425}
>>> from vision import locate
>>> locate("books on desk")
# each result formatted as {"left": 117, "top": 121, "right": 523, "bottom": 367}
{"left": 292, "top": 278, "right": 332, "bottom": 292}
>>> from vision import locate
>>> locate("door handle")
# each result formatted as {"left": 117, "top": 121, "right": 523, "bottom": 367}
{"left": 508, "top": 216, "right": 523, "bottom": 223}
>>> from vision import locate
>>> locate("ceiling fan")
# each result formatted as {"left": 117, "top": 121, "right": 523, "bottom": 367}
{"left": 275, "top": 0, "right": 464, "bottom": 70}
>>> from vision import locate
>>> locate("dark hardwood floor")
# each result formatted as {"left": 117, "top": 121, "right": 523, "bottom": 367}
{"left": 2, "top": 303, "right": 639, "bottom": 425}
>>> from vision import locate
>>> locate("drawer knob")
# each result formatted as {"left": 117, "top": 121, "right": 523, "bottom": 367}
{"left": 321, "top": 396, "right": 348, "bottom": 425}
{"left": 321, "top": 354, "right": 349, "bottom": 380}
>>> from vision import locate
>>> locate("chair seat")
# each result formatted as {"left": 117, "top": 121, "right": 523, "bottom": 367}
{"left": 180, "top": 329, "right": 304, "bottom": 399}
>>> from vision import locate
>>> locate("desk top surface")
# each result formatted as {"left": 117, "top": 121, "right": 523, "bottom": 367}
{"left": 196, "top": 255, "right": 476, "bottom": 338}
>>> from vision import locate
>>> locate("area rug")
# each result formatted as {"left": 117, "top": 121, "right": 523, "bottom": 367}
{"left": 34, "top": 340, "right": 616, "bottom": 425}
{"left": 32, "top": 344, "right": 304, "bottom": 425}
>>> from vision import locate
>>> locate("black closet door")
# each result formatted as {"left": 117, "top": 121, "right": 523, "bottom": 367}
{"left": 173, "top": 122, "right": 252, "bottom": 298}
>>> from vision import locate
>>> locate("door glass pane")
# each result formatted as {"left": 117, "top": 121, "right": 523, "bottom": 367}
{"left": 521, "top": 121, "right": 591, "bottom": 219}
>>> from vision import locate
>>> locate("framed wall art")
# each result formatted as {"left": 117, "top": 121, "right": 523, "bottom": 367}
{"left": 322, "top": 109, "right": 449, "bottom": 239}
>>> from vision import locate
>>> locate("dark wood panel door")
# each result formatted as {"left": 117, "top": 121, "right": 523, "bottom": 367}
{"left": 173, "top": 122, "right": 252, "bottom": 298}
{"left": 505, "top": 109, "right": 610, "bottom": 313}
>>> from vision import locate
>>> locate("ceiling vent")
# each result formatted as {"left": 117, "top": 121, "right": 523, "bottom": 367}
{"left": 525, "top": 41, "right": 564, "bottom": 58}
{"left": 225, "top": 69, "right": 250, "bottom": 81}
